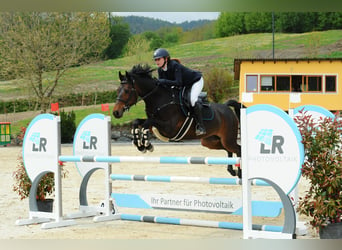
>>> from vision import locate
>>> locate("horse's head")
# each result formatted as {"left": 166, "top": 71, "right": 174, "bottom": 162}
{"left": 113, "top": 64, "right": 158, "bottom": 118}
{"left": 112, "top": 71, "right": 139, "bottom": 118}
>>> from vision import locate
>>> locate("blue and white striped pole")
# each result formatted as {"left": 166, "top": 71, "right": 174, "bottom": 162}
{"left": 59, "top": 155, "right": 240, "bottom": 165}
{"left": 120, "top": 213, "right": 283, "bottom": 232}
{"left": 111, "top": 174, "right": 269, "bottom": 186}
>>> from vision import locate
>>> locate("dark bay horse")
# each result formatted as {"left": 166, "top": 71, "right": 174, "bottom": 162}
{"left": 113, "top": 64, "right": 242, "bottom": 178}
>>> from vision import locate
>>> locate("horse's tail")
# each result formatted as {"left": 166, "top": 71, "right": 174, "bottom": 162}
{"left": 225, "top": 99, "right": 245, "bottom": 122}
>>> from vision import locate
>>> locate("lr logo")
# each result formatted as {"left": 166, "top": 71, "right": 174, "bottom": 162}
{"left": 255, "top": 129, "right": 284, "bottom": 154}
{"left": 80, "top": 131, "right": 97, "bottom": 150}
{"left": 30, "top": 132, "right": 47, "bottom": 152}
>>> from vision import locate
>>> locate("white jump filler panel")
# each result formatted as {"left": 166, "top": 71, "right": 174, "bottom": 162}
{"left": 17, "top": 104, "right": 306, "bottom": 239}
{"left": 241, "top": 104, "right": 304, "bottom": 239}
{"left": 17, "top": 114, "right": 75, "bottom": 229}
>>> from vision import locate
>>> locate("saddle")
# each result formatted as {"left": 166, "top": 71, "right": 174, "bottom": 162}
{"left": 180, "top": 86, "right": 213, "bottom": 120}
{"left": 152, "top": 86, "right": 214, "bottom": 142}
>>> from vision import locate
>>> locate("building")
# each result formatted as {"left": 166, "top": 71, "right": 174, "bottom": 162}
{"left": 234, "top": 58, "right": 342, "bottom": 111}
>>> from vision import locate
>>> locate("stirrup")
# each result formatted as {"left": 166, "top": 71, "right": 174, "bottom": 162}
{"left": 195, "top": 125, "right": 206, "bottom": 135}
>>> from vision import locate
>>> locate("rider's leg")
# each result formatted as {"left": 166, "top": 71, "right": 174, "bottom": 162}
{"left": 193, "top": 101, "right": 206, "bottom": 135}
{"left": 190, "top": 77, "right": 206, "bottom": 135}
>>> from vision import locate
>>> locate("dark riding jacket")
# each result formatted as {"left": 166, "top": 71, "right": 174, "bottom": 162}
{"left": 158, "top": 59, "right": 202, "bottom": 87}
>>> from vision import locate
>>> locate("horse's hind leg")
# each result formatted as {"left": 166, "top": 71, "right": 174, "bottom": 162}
{"left": 201, "top": 135, "right": 223, "bottom": 150}
{"left": 201, "top": 136, "right": 240, "bottom": 178}
{"left": 220, "top": 135, "right": 241, "bottom": 178}
{"left": 226, "top": 145, "right": 241, "bottom": 178}
{"left": 227, "top": 151, "right": 236, "bottom": 177}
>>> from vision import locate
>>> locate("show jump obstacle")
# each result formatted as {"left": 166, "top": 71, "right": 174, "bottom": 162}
{"left": 17, "top": 104, "right": 305, "bottom": 239}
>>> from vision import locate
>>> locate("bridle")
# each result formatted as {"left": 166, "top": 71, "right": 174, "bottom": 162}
{"left": 116, "top": 72, "right": 173, "bottom": 116}
{"left": 116, "top": 78, "right": 139, "bottom": 112}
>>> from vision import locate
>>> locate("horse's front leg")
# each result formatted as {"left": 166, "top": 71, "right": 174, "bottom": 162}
{"left": 141, "top": 120, "right": 154, "bottom": 152}
{"left": 132, "top": 118, "right": 147, "bottom": 152}
{"left": 131, "top": 118, "right": 154, "bottom": 153}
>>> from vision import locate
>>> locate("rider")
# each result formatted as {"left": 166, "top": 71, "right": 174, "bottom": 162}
{"left": 153, "top": 48, "right": 206, "bottom": 136}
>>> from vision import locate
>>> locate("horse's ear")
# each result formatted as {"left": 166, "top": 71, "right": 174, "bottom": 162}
{"left": 119, "top": 71, "right": 124, "bottom": 81}
{"left": 125, "top": 71, "right": 131, "bottom": 81}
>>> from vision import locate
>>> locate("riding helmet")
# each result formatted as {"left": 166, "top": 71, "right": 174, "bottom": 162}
{"left": 153, "top": 48, "right": 170, "bottom": 59}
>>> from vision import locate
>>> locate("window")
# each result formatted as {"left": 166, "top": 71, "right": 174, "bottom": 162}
{"left": 261, "top": 76, "right": 274, "bottom": 91}
{"left": 276, "top": 76, "right": 290, "bottom": 91}
{"left": 325, "top": 75, "right": 336, "bottom": 92}
{"left": 245, "top": 73, "right": 337, "bottom": 93}
{"left": 291, "top": 75, "right": 303, "bottom": 92}
{"left": 307, "top": 76, "right": 322, "bottom": 92}
{"left": 246, "top": 75, "right": 258, "bottom": 92}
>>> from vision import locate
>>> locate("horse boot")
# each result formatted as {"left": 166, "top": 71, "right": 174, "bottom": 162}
{"left": 193, "top": 101, "right": 206, "bottom": 136}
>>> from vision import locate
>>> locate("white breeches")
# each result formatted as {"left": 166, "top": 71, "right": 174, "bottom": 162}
{"left": 190, "top": 77, "right": 204, "bottom": 106}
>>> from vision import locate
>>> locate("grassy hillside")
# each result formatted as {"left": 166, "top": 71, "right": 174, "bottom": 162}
{"left": 2, "top": 30, "right": 342, "bottom": 136}
{"left": 1, "top": 30, "right": 342, "bottom": 102}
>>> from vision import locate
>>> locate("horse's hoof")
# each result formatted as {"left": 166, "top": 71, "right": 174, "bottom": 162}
{"left": 146, "top": 144, "right": 154, "bottom": 152}
{"left": 137, "top": 146, "right": 146, "bottom": 153}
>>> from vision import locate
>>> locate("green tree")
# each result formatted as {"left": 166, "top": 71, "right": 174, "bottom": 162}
{"left": 215, "top": 12, "right": 245, "bottom": 37}
{"left": 0, "top": 12, "right": 110, "bottom": 112}
{"left": 142, "top": 31, "right": 164, "bottom": 50}
{"left": 142, "top": 31, "right": 159, "bottom": 41}
{"left": 215, "top": 12, "right": 342, "bottom": 38}
{"left": 317, "top": 12, "right": 342, "bottom": 30}
{"left": 149, "top": 37, "right": 164, "bottom": 51}
{"left": 104, "top": 15, "right": 131, "bottom": 59}
{"left": 180, "top": 22, "right": 217, "bottom": 43}
{"left": 275, "top": 12, "right": 314, "bottom": 33}
{"left": 156, "top": 26, "right": 182, "bottom": 47}
{"left": 244, "top": 12, "right": 272, "bottom": 33}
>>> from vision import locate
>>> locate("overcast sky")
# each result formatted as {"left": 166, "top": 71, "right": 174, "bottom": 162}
{"left": 111, "top": 12, "right": 220, "bottom": 23}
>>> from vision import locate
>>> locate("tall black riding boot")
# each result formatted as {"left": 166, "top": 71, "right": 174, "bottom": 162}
{"left": 193, "top": 102, "right": 206, "bottom": 136}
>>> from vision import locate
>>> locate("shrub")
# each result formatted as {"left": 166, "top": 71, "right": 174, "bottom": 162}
{"left": 203, "top": 67, "right": 235, "bottom": 103}
{"left": 294, "top": 111, "right": 342, "bottom": 231}
{"left": 60, "top": 110, "right": 76, "bottom": 143}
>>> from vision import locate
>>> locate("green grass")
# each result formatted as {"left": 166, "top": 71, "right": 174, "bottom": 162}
{"left": 2, "top": 30, "right": 342, "bottom": 99}
{"left": 10, "top": 102, "right": 147, "bottom": 136}
{"left": 71, "top": 102, "right": 146, "bottom": 126}
{"left": 4, "top": 30, "right": 342, "bottom": 137}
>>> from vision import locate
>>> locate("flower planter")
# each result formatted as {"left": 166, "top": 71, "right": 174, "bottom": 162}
{"left": 319, "top": 222, "right": 342, "bottom": 239}
{"left": 37, "top": 199, "right": 54, "bottom": 212}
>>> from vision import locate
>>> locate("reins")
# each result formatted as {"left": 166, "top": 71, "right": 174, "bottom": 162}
{"left": 117, "top": 66, "right": 180, "bottom": 117}
{"left": 139, "top": 79, "right": 160, "bottom": 100}
{"left": 116, "top": 79, "right": 139, "bottom": 111}
{"left": 133, "top": 77, "right": 178, "bottom": 118}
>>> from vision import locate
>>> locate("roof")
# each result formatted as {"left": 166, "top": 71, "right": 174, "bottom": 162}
{"left": 233, "top": 58, "right": 342, "bottom": 80}
{"left": 235, "top": 58, "right": 342, "bottom": 62}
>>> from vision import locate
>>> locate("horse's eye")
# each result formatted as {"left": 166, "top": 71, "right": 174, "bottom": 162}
{"left": 124, "top": 89, "right": 129, "bottom": 94}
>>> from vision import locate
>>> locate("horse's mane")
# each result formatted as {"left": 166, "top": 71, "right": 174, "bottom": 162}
{"left": 130, "top": 64, "right": 155, "bottom": 78}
